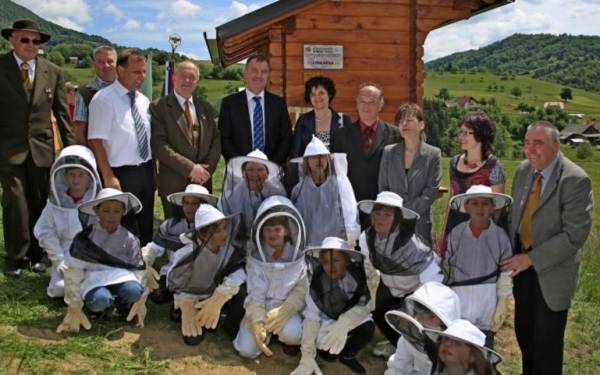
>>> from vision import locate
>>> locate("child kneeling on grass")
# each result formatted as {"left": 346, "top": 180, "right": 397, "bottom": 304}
{"left": 56, "top": 188, "right": 157, "bottom": 333}
{"left": 167, "top": 204, "right": 247, "bottom": 346}
{"left": 34, "top": 145, "right": 102, "bottom": 299}
{"left": 141, "top": 184, "right": 218, "bottom": 305}
{"left": 234, "top": 196, "right": 308, "bottom": 359}
{"left": 292, "top": 237, "right": 374, "bottom": 375}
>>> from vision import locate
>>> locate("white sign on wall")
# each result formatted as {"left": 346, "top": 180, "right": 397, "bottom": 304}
{"left": 303, "top": 45, "right": 344, "bottom": 69}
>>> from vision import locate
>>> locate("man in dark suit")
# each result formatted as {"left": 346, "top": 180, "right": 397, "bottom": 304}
{"left": 151, "top": 61, "right": 221, "bottom": 218}
{"left": 0, "top": 19, "right": 75, "bottom": 277}
{"left": 501, "top": 120, "right": 593, "bottom": 375}
{"left": 331, "top": 83, "right": 398, "bottom": 206}
{"left": 218, "top": 54, "right": 292, "bottom": 166}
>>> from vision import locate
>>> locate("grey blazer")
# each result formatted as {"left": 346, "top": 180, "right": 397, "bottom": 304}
{"left": 509, "top": 153, "right": 593, "bottom": 311}
{"left": 378, "top": 141, "right": 441, "bottom": 243}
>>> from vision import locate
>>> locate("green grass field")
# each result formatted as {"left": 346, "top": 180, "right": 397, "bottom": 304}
{"left": 424, "top": 71, "right": 600, "bottom": 122}
{"left": 0, "top": 156, "right": 598, "bottom": 374}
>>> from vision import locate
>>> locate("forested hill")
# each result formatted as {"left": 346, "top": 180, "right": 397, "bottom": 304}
{"left": 0, "top": 0, "right": 111, "bottom": 46}
{"left": 425, "top": 33, "right": 600, "bottom": 93}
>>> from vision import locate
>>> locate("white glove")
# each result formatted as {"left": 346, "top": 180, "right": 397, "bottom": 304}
{"left": 178, "top": 297, "right": 203, "bottom": 337}
{"left": 492, "top": 296, "right": 509, "bottom": 332}
{"left": 321, "top": 305, "right": 369, "bottom": 355}
{"left": 126, "top": 290, "right": 149, "bottom": 328}
{"left": 290, "top": 357, "right": 322, "bottom": 375}
{"left": 56, "top": 260, "right": 68, "bottom": 275}
{"left": 250, "top": 320, "right": 273, "bottom": 357}
{"left": 56, "top": 301, "right": 91, "bottom": 333}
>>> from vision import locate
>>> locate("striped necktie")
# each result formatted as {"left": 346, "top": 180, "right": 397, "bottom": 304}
{"left": 252, "top": 96, "right": 265, "bottom": 151}
{"left": 127, "top": 91, "right": 149, "bottom": 160}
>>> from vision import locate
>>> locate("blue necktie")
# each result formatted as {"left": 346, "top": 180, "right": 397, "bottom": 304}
{"left": 252, "top": 96, "right": 265, "bottom": 151}
{"left": 128, "top": 91, "right": 149, "bottom": 160}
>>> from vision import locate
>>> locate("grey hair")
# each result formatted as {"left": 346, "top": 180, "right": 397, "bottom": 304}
{"left": 174, "top": 60, "right": 200, "bottom": 76}
{"left": 527, "top": 120, "right": 559, "bottom": 143}
{"left": 93, "top": 45, "right": 117, "bottom": 60}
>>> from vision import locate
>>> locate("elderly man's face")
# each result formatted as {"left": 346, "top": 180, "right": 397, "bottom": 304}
{"left": 244, "top": 59, "right": 270, "bottom": 95}
{"left": 243, "top": 162, "right": 269, "bottom": 192}
{"left": 9, "top": 30, "right": 40, "bottom": 62}
{"left": 524, "top": 127, "right": 559, "bottom": 170}
{"left": 117, "top": 56, "right": 146, "bottom": 92}
{"left": 173, "top": 63, "right": 199, "bottom": 99}
{"left": 356, "top": 86, "right": 383, "bottom": 125}
{"left": 94, "top": 50, "right": 117, "bottom": 83}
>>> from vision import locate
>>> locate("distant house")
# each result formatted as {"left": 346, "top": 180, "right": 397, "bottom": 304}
{"left": 69, "top": 56, "right": 79, "bottom": 64}
{"left": 560, "top": 123, "right": 600, "bottom": 145}
{"left": 444, "top": 96, "right": 478, "bottom": 109}
{"left": 544, "top": 101, "right": 565, "bottom": 110}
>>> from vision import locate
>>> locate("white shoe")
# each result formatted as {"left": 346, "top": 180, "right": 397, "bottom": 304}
{"left": 372, "top": 341, "right": 395, "bottom": 358}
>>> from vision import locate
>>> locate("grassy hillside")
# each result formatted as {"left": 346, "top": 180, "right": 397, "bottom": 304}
{"left": 424, "top": 71, "right": 600, "bottom": 122}
{"left": 425, "top": 33, "right": 600, "bottom": 93}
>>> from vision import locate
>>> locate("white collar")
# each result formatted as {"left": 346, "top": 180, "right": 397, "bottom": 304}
{"left": 246, "top": 89, "right": 265, "bottom": 103}
{"left": 13, "top": 52, "right": 35, "bottom": 69}
{"left": 174, "top": 91, "right": 193, "bottom": 108}
{"left": 536, "top": 153, "right": 559, "bottom": 181}
{"left": 114, "top": 79, "right": 134, "bottom": 97}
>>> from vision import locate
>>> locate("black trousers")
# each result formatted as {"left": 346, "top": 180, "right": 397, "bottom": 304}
{"left": 514, "top": 267, "right": 568, "bottom": 375}
{"left": 221, "top": 283, "right": 247, "bottom": 340}
{"left": 341, "top": 320, "right": 375, "bottom": 357}
{"left": 113, "top": 161, "right": 155, "bottom": 245}
{"left": 374, "top": 281, "right": 406, "bottom": 344}
{"left": 1, "top": 154, "right": 49, "bottom": 268}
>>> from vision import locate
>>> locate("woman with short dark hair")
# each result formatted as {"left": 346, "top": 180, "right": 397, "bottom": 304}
{"left": 290, "top": 76, "right": 352, "bottom": 157}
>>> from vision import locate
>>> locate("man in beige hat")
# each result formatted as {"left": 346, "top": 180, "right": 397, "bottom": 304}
{"left": 0, "top": 19, "right": 75, "bottom": 278}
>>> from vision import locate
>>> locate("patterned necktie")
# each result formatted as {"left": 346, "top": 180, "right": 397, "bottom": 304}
{"left": 184, "top": 100, "right": 194, "bottom": 136}
{"left": 519, "top": 173, "right": 542, "bottom": 251}
{"left": 21, "top": 62, "right": 33, "bottom": 95}
{"left": 127, "top": 91, "right": 149, "bottom": 160}
{"left": 252, "top": 96, "right": 265, "bottom": 151}
{"left": 363, "top": 125, "right": 375, "bottom": 152}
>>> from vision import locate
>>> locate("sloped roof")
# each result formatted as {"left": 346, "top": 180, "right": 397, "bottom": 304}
{"left": 206, "top": 0, "right": 515, "bottom": 66}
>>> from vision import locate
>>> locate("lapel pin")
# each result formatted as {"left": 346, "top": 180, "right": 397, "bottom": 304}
{"left": 45, "top": 88, "right": 53, "bottom": 100}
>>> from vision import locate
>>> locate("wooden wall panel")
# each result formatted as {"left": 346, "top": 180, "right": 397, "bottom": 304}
{"left": 295, "top": 14, "right": 411, "bottom": 31}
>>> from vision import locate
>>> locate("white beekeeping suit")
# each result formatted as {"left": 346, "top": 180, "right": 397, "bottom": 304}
{"left": 291, "top": 136, "right": 360, "bottom": 246}
{"left": 234, "top": 196, "right": 308, "bottom": 359}
{"left": 34, "top": 145, "right": 101, "bottom": 298}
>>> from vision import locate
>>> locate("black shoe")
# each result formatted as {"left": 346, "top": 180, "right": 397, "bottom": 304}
{"left": 339, "top": 356, "right": 366, "bottom": 374}
{"left": 318, "top": 350, "right": 337, "bottom": 362}
{"left": 281, "top": 344, "right": 300, "bottom": 356}
{"left": 183, "top": 334, "right": 204, "bottom": 346}
{"left": 31, "top": 262, "right": 47, "bottom": 273}
{"left": 149, "top": 287, "right": 173, "bottom": 305}
{"left": 3, "top": 265, "right": 22, "bottom": 278}
{"left": 169, "top": 303, "right": 182, "bottom": 323}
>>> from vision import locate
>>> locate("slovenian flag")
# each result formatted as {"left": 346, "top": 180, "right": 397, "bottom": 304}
{"left": 164, "top": 60, "right": 174, "bottom": 96}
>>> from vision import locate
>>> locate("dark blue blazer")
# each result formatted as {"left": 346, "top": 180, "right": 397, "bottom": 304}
{"left": 290, "top": 109, "right": 352, "bottom": 158}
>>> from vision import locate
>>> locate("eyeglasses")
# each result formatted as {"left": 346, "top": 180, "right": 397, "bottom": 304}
{"left": 458, "top": 130, "right": 474, "bottom": 137}
{"left": 20, "top": 37, "right": 41, "bottom": 45}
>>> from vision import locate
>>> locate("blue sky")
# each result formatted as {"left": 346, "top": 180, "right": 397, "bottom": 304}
{"left": 14, "top": 0, "right": 600, "bottom": 62}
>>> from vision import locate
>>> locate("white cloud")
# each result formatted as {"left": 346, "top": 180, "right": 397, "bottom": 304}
{"left": 144, "top": 23, "right": 157, "bottom": 30}
{"left": 14, "top": 0, "right": 91, "bottom": 23}
{"left": 124, "top": 19, "right": 141, "bottom": 30}
{"left": 230, "top": 1, "right": 261, "bottom": 18}
{"left": 424, "top": 5, "right": 554, "bottom": 61}
{"left": 52, "top": 17, "right": 84, "bottom": 32}
{"left": 103, "top": 4, "right": 124, "bottom": 20}
{"left": 170, "top": 0, "right": 201, "bottom": 18}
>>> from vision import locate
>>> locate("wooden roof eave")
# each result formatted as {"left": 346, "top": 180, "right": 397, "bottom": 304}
{"left": 432, "top": 0, "right": 514, "bottom": 31}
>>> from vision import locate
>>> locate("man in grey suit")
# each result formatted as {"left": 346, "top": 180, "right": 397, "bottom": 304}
{"left": 0, "top": 19, "right": 74, "bottom": 277}
{"left": 501, "top": 120, "right": 593, "bottom": 375}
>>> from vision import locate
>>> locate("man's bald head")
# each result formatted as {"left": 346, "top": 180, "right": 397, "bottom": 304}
{"left": 173, "top": 61, "right": 200, "bottom": 99}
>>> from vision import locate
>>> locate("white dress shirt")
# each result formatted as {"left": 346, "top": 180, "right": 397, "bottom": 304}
{"left": 13, "top": 52, "right": 36, "bottom": 82}
{"left": 88, "top": 80, "right": 152, "bottom": 167}
{"left": 174, "top": 91, "right": 197, "bottom": 124}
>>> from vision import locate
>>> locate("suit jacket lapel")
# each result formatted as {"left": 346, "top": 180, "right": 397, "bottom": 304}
{"left": 167, "top": 94, "right": 192, "bottom": 144}
{"left": 2, "top": 53, "right": 28, "bottom": 102}
{"left": 239, "top": 90, "right": 252, "bottom": 149}
{"left": 534, "top": 155, "right": 562, "bottom": 214}
{"left": 396, "top": 142, "right": 409, "bottom": 193}
{"left": 406, "top": 142, "right": 425, "bottom": 184}
{"left": 263, "top": 91, "right": 271, "bottom": 147}
{"left": 369, "top": 120, "right": 387, "bottom": 156}
{"left": 32, "top": 57, "right": 49, "bottom": 106}
{"left": 193, "top": 98, "right": 205, "bottom": 149}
